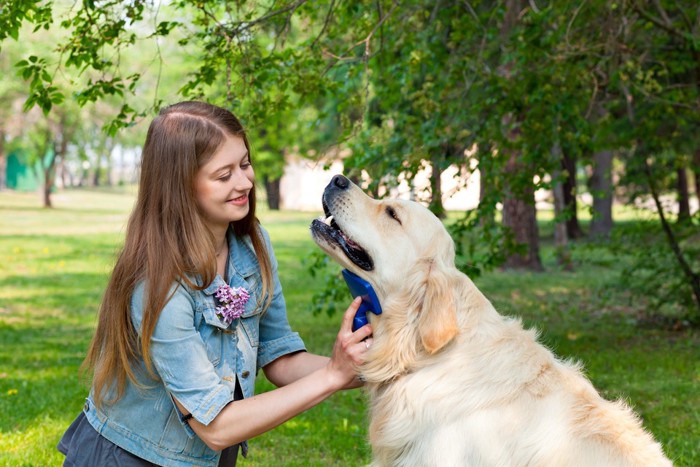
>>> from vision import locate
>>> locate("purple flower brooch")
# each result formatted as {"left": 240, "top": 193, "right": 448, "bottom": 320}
{"left": 214, "top": 284, "right": 250, "bottom": 325}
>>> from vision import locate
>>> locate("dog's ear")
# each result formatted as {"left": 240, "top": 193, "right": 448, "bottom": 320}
{"left": 416, "top": 260, "right": 458, "bottom": 354}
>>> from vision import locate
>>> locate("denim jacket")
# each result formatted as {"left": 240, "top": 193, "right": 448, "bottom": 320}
{"left": 84, "top": 225, "right": 306, "bottom": 467}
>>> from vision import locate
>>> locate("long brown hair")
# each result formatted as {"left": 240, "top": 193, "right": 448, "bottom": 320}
{"left": 83, "top": 101, "right": 273, "bottom": 407}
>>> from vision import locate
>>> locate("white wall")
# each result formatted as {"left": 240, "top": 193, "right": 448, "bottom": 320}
{"left": 278, "top": 154, "right": 483, "bottom": 212}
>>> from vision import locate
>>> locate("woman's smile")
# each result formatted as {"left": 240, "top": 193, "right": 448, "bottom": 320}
{"left": 228, "top": 193, "right": 249, "bottom": 206}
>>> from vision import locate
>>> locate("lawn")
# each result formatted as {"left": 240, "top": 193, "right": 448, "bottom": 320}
{"left": 1, "top": 187, "right": 698, "bottom": 466}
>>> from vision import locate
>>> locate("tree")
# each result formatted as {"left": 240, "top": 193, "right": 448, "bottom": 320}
{"left": 3, "top": 0, "right": 700, "bottom": 323}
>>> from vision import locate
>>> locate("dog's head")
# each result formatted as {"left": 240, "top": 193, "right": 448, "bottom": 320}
{"left": 310, "top": 175, "right": 459, "bottom": 360}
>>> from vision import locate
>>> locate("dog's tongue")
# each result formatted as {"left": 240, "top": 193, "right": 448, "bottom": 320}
{"left": 341, "top": 231, "right": 359, "bottom": 248}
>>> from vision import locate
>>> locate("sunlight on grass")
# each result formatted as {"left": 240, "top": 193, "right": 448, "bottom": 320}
{"left": 0, "top": 187, "right": 135, "bottom": 236}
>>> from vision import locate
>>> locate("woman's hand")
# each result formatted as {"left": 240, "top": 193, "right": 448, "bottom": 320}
{"left": 326, "top": 297, "right": 373, "bottom": 390}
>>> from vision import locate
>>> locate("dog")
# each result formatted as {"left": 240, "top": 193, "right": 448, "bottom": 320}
{"left": 310, "top": 175, "right": 672, "bottom": 467}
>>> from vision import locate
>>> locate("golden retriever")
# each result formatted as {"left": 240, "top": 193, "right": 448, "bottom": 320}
{"left": 310, "top": 175, "right": 672, "bottom": 467}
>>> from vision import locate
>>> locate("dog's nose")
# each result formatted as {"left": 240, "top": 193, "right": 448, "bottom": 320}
{"left": 331, "top": 175, "right": 349, "bottom": 190}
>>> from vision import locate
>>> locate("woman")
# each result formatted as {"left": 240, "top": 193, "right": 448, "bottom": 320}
{"left": 58, "top": 101, "right": 372, "bottom": 466}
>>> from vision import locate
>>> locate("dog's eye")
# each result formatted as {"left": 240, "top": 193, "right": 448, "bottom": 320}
{"left": 386, "top": 206, "right": 402, "bottom": 225}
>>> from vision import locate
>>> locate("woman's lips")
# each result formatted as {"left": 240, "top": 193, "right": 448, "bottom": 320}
{"left": 228, "top": 194, "right": 248, "bottom": 206}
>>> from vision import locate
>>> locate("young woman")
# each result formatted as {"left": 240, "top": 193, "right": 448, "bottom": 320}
{"left": 58, "top": 101, "right": 373, "bottom": 467}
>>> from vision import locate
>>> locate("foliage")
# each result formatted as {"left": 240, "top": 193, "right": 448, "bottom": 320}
{"left": 448, "top": 209, "right": 521, "bottom": 278}
{"left": 613, "top": 219, "right": 700, "bottom": 326}
{"left": 305, "top": 250, "right": 348, "bottom": 317}
{"left": 1, "top": 1, "right": 699, "bottom": 319}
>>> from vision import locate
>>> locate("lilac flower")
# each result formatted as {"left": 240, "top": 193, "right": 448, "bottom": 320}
{"left": 214, "top": 284, "right": 250, "bottom": 324}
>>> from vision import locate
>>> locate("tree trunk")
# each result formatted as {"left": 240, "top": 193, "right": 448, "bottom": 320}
{"left": 264, "top": 176, "right": 281, "bottom": 210}
{"left": 429, "top": 151, "right": 446, "bottom": 219}
{"left": 694, "top": 148, "right": 700, "bottom": 207}
{"left": 502, "top": 150, "right": 543, "bottom": 271}
{"left": 55, "top": 119, "right": 70, "bottom": 189}
{"left": 677, "top": 168, "right": 690, "bottom": 222}
{"left": 502, "top": 192, "right": 543, "bottom": 270}
{"left": 588, "top": 149, "right": 614, "bottom": 238}
{"left": 552, "top": 141, "right": 574, "bottom": 271}
{"left": 92, "top": 157, "right": 102, "bottom": 186}
{"left": 561, "top": 149, "right": 584, "bottom": 239}
{"left": 498, "top": 0, "right": 540, "bottom": 270}
{"left": 104, "top": 142, "right": 116, "bottom": 186}
{"left": 477, "top": 142, "right": 497, "bottom": 226}
{"left": 553, "top": 177, "right": 573, "bottom": 271}
{"left": 34, "top": 126, "right": 57, "bottom": 209}
{"left": 42, "top": 152, "right": 57, "bottom": 208}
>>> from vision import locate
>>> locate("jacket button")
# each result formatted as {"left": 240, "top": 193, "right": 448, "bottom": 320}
{"left": 241, "top": 371, "right": 250, "bottom": 378}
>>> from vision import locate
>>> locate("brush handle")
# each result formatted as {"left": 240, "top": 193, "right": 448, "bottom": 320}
{"left": 352, "top": 304, "right": 371, "bottom": 331}
{"left": 342, "top": 269, "right": 382, "bottom": 331}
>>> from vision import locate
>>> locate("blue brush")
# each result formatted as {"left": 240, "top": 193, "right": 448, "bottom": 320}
{"left": 342, "top": 269, "right": 383, "bottom": 331}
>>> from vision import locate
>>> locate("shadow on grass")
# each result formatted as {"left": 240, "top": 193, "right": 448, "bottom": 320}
{"left": 0, "top": 271, "right": 108, "bottom": 315}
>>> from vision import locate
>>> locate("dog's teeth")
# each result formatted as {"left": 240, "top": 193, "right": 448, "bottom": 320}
{"left": 324, "top": 215, "right": 334, "bottom": 226}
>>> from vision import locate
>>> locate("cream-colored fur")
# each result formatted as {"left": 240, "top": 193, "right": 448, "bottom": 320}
{"left": 312, "top": 177, "right": 672, "bottom": 467}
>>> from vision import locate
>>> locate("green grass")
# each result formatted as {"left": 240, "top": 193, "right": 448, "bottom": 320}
{"left": 1, "top": 187, "right": 698, "bottom": 466}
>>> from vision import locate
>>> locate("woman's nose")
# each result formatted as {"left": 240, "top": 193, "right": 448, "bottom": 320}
{"left": 235, "top": 169, "right": 254, "bottom": 190}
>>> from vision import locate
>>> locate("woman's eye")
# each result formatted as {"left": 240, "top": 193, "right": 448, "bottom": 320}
{"left": 218, "top": 173, "right": 232, "bottom": 182}
{"left": 386, "top": 206, "right": 401, "bottom": 224}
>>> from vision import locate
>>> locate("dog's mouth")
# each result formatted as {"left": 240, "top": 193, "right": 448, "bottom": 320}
{"left": 310, "top": 200, "right": 374, "bottom": 271}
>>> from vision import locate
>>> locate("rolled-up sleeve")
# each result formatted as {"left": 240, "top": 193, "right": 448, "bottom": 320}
{"left": 256, "top": 229, "right": 306, "bottom": 369}
{"left": 131, "top": 282, "right": 234, "bottom": 427}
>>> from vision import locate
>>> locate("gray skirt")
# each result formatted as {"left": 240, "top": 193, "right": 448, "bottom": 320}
{"left": 58, "top": 411, "right": 239, "bottom": 467}
{"left": 58, "top": 412, "right": 157, "bottom": 466}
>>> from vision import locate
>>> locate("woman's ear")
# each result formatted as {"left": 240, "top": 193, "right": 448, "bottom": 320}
{"left": 416, "top": 261, "right": 458, "bottom": 354}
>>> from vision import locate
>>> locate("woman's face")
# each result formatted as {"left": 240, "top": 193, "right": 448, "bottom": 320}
{"left": 194, "top": 134, "right": 255, "bottom": 233}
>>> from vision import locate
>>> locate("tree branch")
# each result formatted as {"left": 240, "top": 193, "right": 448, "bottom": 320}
{"left": 322, "top": 0, "right": 399, "bottom": 74}
{"left": 631, "top": 0, "right": 693, "bottom": 44}
{"left": 311, "top": 0, "right": 337, "bottom": 49}
{"left": 643, "top": 158, "right": 700, "bottom": 320}
{"left": 229, "top": 0, "right": 310, "bottom": 35}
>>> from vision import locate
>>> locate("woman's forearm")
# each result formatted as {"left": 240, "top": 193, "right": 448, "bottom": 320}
{"left": 180, "top": 364, "right": 344, "bottom": 451}
{"left": 264, "top": 351, "right": 330, "bottom": 387}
